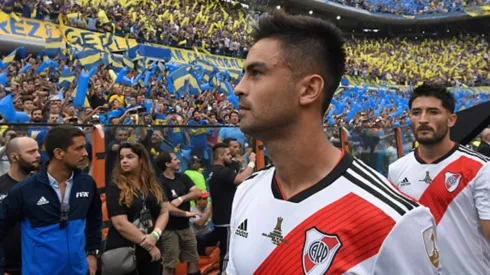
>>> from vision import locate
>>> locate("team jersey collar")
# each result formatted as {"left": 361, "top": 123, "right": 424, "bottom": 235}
{"left": 414, "top": 142, "right": 458, "bottom": 165}
{"left": 271, "top": 151, "right": 353, "bottom": 203}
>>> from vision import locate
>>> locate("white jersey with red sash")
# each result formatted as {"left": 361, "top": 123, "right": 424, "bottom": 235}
{"left": 388, "top": 144, "right": 490, "bottom": 275}
{"left": 226, "top": 153, "right": 439, "bottom": 275}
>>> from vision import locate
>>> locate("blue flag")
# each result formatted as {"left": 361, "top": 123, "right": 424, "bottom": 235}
{"left": 0, "top": 94, "right": 15, "bottom": 121}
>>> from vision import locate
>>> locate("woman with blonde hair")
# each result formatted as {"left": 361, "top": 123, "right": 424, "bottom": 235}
{"left": 103, "top": 142, "right": 168, "bottom": 275}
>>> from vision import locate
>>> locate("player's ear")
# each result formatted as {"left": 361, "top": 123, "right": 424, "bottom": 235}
{"left": 448, "top": 113, "right": 457, "bottom": 128}
{"left": 298, "top": 74, "right": 324, "bottom": 108}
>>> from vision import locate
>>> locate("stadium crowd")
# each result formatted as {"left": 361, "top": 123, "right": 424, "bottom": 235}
{"left": 0, "top": 3, "right": 488, "bottom": 273}
{"left": 333, "top": 0, "right": 490, "bottom": 15}
{"left": 1, "top": 0, "right": 255, "bottom": 58}
{"left": 2, "top": 1, "right": 489, "bottom": 86}
{"left": 345, "top": 35, "right": 490, "bottom": 87}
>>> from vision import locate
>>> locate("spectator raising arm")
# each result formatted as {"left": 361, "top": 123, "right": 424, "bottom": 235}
{"left": 234, "top": 152, "right": 256, "bottom": 184}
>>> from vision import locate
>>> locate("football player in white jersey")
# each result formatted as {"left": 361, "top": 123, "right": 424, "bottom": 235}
{"left": 226, "top": 11, "right": 439, "bottom": 275}
{"left": 388, "top": 83, "right": 490, "bottom": 274}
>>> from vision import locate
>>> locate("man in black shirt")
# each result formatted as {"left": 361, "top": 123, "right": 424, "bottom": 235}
{"left": 223, "top": 138, "right": 242, "bottom": 173}
{"left": 157, "top": 152, "right": 201, "bottom": 275}
{"left": 208, "top": 143, "right": 255, "bottom": 273}
{"left": 0, "top": 137, "right": 40, "bottom": 275}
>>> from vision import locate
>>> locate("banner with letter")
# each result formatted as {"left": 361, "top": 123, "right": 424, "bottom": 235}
{"left": 0, "top": 11, "right": 137, "bottom": 52}
{"left": 62, "top": 26, "right": 138, "bottom": 52}
{"left": 0, "top": 11, "right": 60, "bottom": 41}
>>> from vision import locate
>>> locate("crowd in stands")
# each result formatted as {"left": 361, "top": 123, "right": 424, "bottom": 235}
{"left": 1, "top": 0, "right": 255, "bottom": 58}
{"left": 345, "top": 35, "right": 490, "bottom": 87}
{"left": 333, "top": 0, "right": 490, "bottom": 15}
{"left": 1, "top": 1, "right": 489, "bottom": 87}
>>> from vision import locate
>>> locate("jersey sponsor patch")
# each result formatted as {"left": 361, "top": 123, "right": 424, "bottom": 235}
{"left": 419, "top": 171, "right": 433, "bottom": 184}
{"left": 262, "top": 217, "right": 288, "bottom": 245}
{"left": 400, "top": 177, "right": 411, "bottom": 187}
{"left": 37, "top": 196, "right": 49, "bottom": 206}
{"left": 235, "top": 219, "right": 249, "bottom": 238}
{"left": 444, "top": 172, "right": 462, "bottom": 193}
{"left": 422, "top": 226, "right": 440, "bottom": 268}
{"left": 302, "top": 228, "right": 342, "bottom": 275}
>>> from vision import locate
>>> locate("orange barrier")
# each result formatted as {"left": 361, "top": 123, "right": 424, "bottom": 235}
{"left": 175, "top": 247, "right": 220, "bottom": 275}
{"left": 255, "top": 140, "right": 265, "bottom": 170}
{"left": 394, "top": 128, "right": 404, "bottom": 158}
{"left": 340, "top": 128, "right": 350, "bottom": 153}
{"left": 91, "top": 125, "right": 109, "bottom": 238}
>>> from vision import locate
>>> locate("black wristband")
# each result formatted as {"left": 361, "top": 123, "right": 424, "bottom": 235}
{"left": 86, "top": 250, "right": 99, "bottom": 257}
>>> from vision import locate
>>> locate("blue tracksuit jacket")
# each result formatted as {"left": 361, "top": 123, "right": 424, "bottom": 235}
{"left": 0, "top": 166, "right": 102, "bottom": 275}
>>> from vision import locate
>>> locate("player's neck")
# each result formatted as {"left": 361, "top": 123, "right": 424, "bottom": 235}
{"left": 417, "top": 137, "right": 455, "bottom": 164}
{"left": 264, "top": 126, "right": 341, "bottom": 199}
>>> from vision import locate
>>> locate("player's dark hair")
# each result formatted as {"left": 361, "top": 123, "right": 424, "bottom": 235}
{"left": 222, "top": 138, "right": 237, "bottom": 146}
{"left": 44, "top": 125, "right": 85, "bottom": 159}
{"left": 251, "top": 10, "right": 346, "bottom": 116}
{"left": 212, "top": 143, "right": 229, "bottom": 160}
{"left": 409, "top": 82, "right": 455, "bottom": 114}
{"left": 156, "top": 151, "right": 174, "bottom": 171}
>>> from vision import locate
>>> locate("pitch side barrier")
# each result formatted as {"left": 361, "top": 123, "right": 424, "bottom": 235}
{"left": 0, "top": 123, "right": 413, "bottom": 237}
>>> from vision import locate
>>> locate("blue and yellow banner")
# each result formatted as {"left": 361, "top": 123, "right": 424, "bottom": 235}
{"left": 62, "top": 26, "right": 138, "bottom": 52}
{"left": 151, "top": 43, "right": 244, "bottom": 72}
{"left": 0, "top": 11, "right": 137, "bottom": 52}
{"left": 0, "top": 11, "right": 60, "bottom": 40}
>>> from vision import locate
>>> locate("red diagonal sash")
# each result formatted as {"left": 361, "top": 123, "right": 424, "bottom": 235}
{"left": 254, "top": 193, "right": 395, "bottom": 275}
{"left": 418, "top": 156, "right": 482, "bottom": 225}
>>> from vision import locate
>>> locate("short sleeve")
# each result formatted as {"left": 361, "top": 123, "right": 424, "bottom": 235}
{"left": 473, "top": 163, "right": 490, "bottom": 220}
{"left": 106, "top": 184, "right": 128, "bottom": 217}
{"left": 160, "top": 180, "right": 171, "bottom": 201}
{"left": 218, "top": 128, "right": 226, "bottom": 139}
{"left": 218, "top": 167, "right": 237, "bottom": 186}
{"left": 182, "top": 174, "right": 195, "bottom": 192}
{"left": 373, "top": 207, "right": 439, "bottom": 275}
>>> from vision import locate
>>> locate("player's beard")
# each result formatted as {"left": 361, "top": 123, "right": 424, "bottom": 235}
{"left": 414, "top": 124, "right": 448, "bottom": 145}
{"left": 18, "top": 157, "right": 39, "bottom": 175}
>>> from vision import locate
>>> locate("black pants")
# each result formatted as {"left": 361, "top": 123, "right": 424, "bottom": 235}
{"left": 125, "top": 246, "right": 161, "bottom": 275}
{"left": 215, "top": 226, "right": 230, "bottom": 275}
{"left": 196, "top": 231, "right": 219, "bottom": 256}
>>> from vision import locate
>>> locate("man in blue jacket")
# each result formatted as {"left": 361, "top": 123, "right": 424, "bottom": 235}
{"left": 0, "top": 125, "right": 102, "bottom": 275}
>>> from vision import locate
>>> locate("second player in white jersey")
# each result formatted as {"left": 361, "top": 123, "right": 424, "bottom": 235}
{"left": 389, "top": 82, "right": 490, "bottom": 275}
{"left": 389, "top": 144, "right": 490, "bottom": 274}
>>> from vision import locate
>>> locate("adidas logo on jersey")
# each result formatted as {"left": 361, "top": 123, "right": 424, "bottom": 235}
{"left": 235, "top": 219, "right": 248, "bottom": 238}
{"left": 37, "top": 196, "right": 49, "bottom": 206}
{"left": 400, "top": 177, "right": 411, "bottom": 187}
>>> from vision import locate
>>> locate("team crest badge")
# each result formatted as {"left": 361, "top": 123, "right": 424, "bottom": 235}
{"left": 302, "top": 228, "right": 342, "bottom": 275}
{"left": 444, "top": 172, "right": 462, "bottom": 193}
